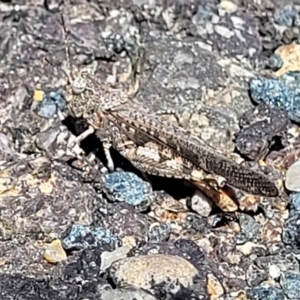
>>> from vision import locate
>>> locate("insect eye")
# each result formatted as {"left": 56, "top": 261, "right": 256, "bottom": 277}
{"left": 72, "top": 77, "right": 86, "bottom": 94}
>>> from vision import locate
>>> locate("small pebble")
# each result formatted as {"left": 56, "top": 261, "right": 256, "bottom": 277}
{"left": 267, "top": 54, "right": 283, "bottom": 71}
{"left": 62, "top": 224, "right": 121, "bottom": 250}
{"left": 122, "top": 236, "right": 137, "bottom": 248}
{"left": 235, "top": 213, "right": 261, "bottom": 244}
{"left": 280, "top": 271, "right": 300, "bottom": 299}
{"left": 289, "top": 193, "right": 300, "bottom": 211}
{"left": 192, "top": 6, "right": 214, "bottom": 25}
{"left": 43, "top": 239, "right": 67, "bottom": 263}
{"left": 269, "top": 265, "right": 281, "bottom": 279}
{"left": 218, "top": 0, "right": 238, "bottom": 14}
{"left": 35, "top": 90, "right": 67, "bottom": 119}
{"left": 103, "top": 171, "right": 153, "bottom": 207}
{"left": 274, "top": 44, "right": 300, "bottom": 76}
{"left": 33, "top": 89, "right": 45, "bottom": 102}
{"left": 282, "top": 28, "right": 297, "bottom": 45}
{"left": 148, "top": 223, "right": 171, "bottom": 243}
{"left": 189, "top": 190, "right": 213, "bottom": 217}
{"left": 285, "top": 160, "right": 300, "bottom": 192}
{"left": 282, "top": 212, "right": 300, "bottom": 248}
{"left": 38, "top": 177, "right": 54, "bottom": 195}
{"left": 250, "top": 78, "right": 291, "bottom": 109}
{"left": 206, "top": 274, "right": 224, "bottom": 298}
{"left": 274, "top": 5, "right": 297, "bottom": 27}
{"left": 100, "top": 245, "right": 131, "bottom": 272}
{"left": 246, "top": 283, "right": 285, "bottom": 300}
{"left": 249, "top": 75, "right": 300, "bottom": 122}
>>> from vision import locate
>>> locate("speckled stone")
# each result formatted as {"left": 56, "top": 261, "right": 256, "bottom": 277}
{"left": 109, "top": 254, "right": 199, "bottom": 294}
{"left": 0, "top": 0, "right": 299, "bottom": 298}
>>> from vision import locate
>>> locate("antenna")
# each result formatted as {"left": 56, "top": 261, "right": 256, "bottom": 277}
{"left": 60, "top": 12, "right": 74, "bottom": 82}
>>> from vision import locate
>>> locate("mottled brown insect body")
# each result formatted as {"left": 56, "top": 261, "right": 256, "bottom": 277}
{"left": 59, "top": 13, "right": 279, "bottom": 212}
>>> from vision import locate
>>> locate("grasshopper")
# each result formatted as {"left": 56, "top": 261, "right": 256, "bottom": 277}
{"left": 53, "top": 13, "right": 279, "bottom": 211}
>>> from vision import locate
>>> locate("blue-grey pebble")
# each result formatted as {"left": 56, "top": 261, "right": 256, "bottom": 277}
{"left": 36, "top": 91, "right": 67, "bottom": 119}
{"left": 104, "top": 172, "right": 153, "bottom": 206}
{"left": 289, "top": 193, "right": 300, "bottom": 212}
{"left": 274, "top": 6, "right": 297, "bottom": 27}
{"left": 62, "top": 224, "right": 121, "bottom": 250}
{"left": 280, "top": 272, "right": 300, "bottom": 299}
{"left": 246, "top": 283, "right": 285, "bottom": 300}
{"left": 249, "top": 74, "right": 300, "bottom": 122}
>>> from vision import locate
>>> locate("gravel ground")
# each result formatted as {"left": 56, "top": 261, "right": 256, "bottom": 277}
{"left": 1, "top": 0, "right": 300, "bottom": 299}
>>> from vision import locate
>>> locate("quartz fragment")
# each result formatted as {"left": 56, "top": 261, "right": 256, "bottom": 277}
{"left": 269, "top": 265, "right": 281, "bottom": 279}
{"left": 100, "top": 246, "right": 131, "bottom": 272}
{"left": 189, "top": 190, "right": 213, "bottom": 217}
{"left": 43, "top": 239, "right": 67, "bottom": 263}
{"left": 61, "top": 224, "right": 121, "bottom": 251}
{"left": 33, "top": 89, "right": 45, "bottom": 102}
{"left": 218, "top": 1, "right": 238, "bottom": 14}
{"left": 286, "top": 160, "right": 300, "bottom": 192}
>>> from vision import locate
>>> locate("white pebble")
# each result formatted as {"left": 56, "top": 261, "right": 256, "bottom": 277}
{"left": 269, "top": 265, "right": 281, "bottom": 279}
{"left": 190, "top": 190, "right": 213, "bottom": 217}
{"left": 100, "top": 246, "right": 131, "bottom": 272}
{"left": 218, "top": 1, "right": 238, "bottom": 14}
{"left": 286, "top": 160, "right": 300, "bottom": 192}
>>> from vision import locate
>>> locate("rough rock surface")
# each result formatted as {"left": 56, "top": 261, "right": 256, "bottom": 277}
{"left": 1, "top": 0, "right": 300, "bottom": 299}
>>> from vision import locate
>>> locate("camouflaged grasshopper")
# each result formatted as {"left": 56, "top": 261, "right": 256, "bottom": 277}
{"left": 56, "top": 13, "right": 279, "bottom": 208}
